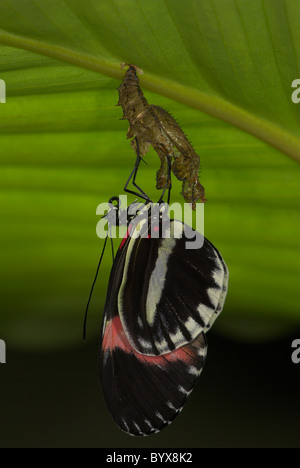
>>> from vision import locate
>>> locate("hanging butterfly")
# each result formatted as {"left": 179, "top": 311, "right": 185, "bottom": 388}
{"left": 85, "top": 144, "right": 228, "bottom": 436}
{"left": 99, "top": 206, "right": 228, "bottom": 436}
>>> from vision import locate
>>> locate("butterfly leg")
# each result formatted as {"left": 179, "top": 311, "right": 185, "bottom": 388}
{"left": 167, "top": 155, "right": 172, "bottom": 205}
{"left": 158, "top": 154, "right": 172, "bottom": 205}
{"left": 124, "top": 137, "right": 151, "bottom": 202}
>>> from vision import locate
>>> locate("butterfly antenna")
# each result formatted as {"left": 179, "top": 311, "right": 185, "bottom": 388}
{"left": 83, "top": 234, "right": 108, "bottom": 340}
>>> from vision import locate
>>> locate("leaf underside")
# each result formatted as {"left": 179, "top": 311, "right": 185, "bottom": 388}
{"left": 0, "top": 0, "right": 299, "bottom": 348}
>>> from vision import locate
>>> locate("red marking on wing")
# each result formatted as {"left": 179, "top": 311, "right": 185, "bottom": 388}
{"left": 119, "top": 222, "right": 139, "bottom": 250}
{"left": 147, "top": 224, "right": 159, "bottom": 238}
{"left": 102, "top": 316, "right": 196, "bottom": 365}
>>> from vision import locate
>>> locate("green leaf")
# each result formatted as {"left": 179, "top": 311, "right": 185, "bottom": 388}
{"left": 0, "top": 0, "right": 299, "bottom": 348}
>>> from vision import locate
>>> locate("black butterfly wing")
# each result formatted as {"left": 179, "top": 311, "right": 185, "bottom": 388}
{"left": 99, "top": 226, "right": 208, "bottom": 436}
{"left": 99, "top": 216, "right": 227, "bottom": 436}
{"left": 118, "top": 219, "right": 228, "bottom": 355}
{"left": 100, "top": 305, "right": 207, "bottom": 436}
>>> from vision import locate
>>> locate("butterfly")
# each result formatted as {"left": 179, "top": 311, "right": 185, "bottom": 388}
{"left": 97, "top": 199, "right": 228, "bottom": 436}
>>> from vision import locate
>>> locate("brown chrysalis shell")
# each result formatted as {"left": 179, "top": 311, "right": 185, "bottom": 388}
{"left": 117, "top": 64, "right": 206, "bottom": 208}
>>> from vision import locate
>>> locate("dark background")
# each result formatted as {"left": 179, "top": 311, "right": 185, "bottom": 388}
{"left": 0, "top": 0, "right": 299, "bottom": 450}
{"left": 1, "top": 330, "right": 300, "bottom": 448}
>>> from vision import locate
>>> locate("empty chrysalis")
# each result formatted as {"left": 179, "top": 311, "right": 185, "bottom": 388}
{"left": 117, "top": 64, "right": 206, "bottom": 209}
